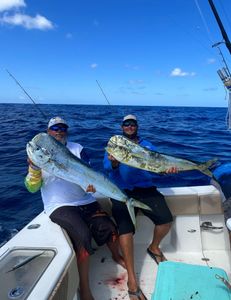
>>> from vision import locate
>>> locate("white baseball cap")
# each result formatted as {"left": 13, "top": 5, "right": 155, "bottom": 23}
{"left": 48, "top": 116, "right": 68, "bottom": 129}
{"left": 123, "top": 114, "right": 137, "bottom": 122}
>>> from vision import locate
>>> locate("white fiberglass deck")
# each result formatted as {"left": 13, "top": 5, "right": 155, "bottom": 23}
{"left": 0, "top": 186, "right": 230, "bottom": 300}
{"left": 89, "top": 213, "right": 231, "bottom": 300}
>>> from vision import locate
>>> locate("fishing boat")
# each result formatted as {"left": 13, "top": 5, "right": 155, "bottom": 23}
{"left": 1, "top": 1, "right": 231, "bottom": 299}
{"left": 0, "top": 185, "right": 230, "bottom": 300}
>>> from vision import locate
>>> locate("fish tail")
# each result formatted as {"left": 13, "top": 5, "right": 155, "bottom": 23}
{"left": 126, "top": 200, "right": 136, "bottom": 228}
{"left": 125, "top": 198, "right": 152, "bottom": 228}
{"left": 130, "top": 198, "right": 152, "bottom": 211}
{"left": 197, "top": 158, "right": 218, "bottom": 177}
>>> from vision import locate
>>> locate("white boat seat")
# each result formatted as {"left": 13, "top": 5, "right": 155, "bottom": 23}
{"left": 96, "top": 185, "right": 223, "bottom": 216}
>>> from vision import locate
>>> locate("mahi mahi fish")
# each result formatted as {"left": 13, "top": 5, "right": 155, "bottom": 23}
{"left": 26, "top": 133, "right": 151, "bottom": 226}
{"left": 105, "top": 135, "right": 216, "bottom": 177}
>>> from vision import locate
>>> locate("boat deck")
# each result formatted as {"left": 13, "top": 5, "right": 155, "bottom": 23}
{"left": 89, "top": 215, "right": 231, "bottom": 300}
{"left": 1, "top": 186, "right": 230, "bottom": 300}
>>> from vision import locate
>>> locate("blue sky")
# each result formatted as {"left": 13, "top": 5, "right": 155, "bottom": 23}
{"left": 0, "top": 0, "right": 231, "bottom": 107}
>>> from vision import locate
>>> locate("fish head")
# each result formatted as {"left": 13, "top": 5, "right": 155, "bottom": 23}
{"left": 107, "top": 135, "right": 125, "bottom": 150}
{"left": 106, "top": 143, "right": 129, "bottom": 162}
{"left": 26, "top": 133, "right": 53, "bottom": 168}
{"left": 109, "top": 135, "right": 124, "bottom": 146}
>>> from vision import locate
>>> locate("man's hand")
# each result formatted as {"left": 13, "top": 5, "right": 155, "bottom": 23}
{"left": 108, "top": 154, "right": 119, "bottom": 168}
{"left": 86, "top": 184, "right": 96, "bottom": 193}
{"left": 165, "top": 166, "right": 178, "bottom": 174}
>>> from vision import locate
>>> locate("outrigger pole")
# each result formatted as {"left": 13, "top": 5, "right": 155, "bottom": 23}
{"left": 5, "top": 69, "right": 48, "bottom": 120}
{"left": 208, "top": 0, "right": 231, "bottom": 55}
{"left": 208, "top": 0, "right": 231, "bottom": 129}
{"left": 213, "top": 48, "right": 231, "bottom": 129}
{"left": 96, "top": 80, "right": 111, "bottom": 105}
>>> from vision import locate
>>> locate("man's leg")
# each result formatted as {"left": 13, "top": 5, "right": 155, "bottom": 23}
{"left": 111, "top": 199, "right": 147, "bottom": 299}
{"left": 50, "top": 206, "right": 95, "bottom": 300}
{"left": 119, "top": 233, "right": 147, "bottom": 300}
{"left": 77, "top": 251, "right": 94, "bottom": 300}
{"left": 120, "top": 233, "right": 136, "bottom": 287}
{"left": 107, "top": 237, "right": 126, "bottom": 268}
{"left": 148, "top": 222, "right": 172, "bottom": 263}
{"left": 140, "top": 187, "right": 173, "bottom": 263}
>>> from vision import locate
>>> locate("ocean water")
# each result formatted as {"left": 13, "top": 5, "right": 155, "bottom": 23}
{"left": 0, "top": 103, "right": 231, "bottom": 245}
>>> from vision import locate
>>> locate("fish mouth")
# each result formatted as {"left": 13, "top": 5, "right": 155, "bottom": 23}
{"left": 27, "top": 141, "right": 37, "bottom": 153}
{"left": 107, "top": 139, "right": 119, "bottom": 149}
{"left": 105, "top": 146, "right": 114, "bottom": 155}
{"left": 26, "top": 142, "right": 35, "bottom": 158}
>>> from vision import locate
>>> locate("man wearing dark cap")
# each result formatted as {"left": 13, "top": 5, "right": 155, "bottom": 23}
{"left": 104, "top": 114, "right": 176, "bottom": 300}
{"left": 25, "top": 116, "right": 124, "bottom": 300}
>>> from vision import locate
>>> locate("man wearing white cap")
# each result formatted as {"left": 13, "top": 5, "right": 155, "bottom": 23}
{"left": 25, "top": 116, "right": 124, "bottom": 300}
{"left": 104, "top": 114, "right": 177, "bottom": 300}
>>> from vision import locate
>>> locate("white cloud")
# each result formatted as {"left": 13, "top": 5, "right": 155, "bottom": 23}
{"left": 0, "top": 0, "right": 25, "bottom": 12}
{"left": 0, "top": 13, "right": 54, "bottom": 30}
{"left": 125, "top": 64, "right": 140, "bottom": 70}
{"left": 128, "top": 79, "right": 144, "bottom": 85}
{"left": 170, "top": 68, "right": 196, "bottom": 77}
{"left": 207, "top": 58, "right": 216, "bottom": 64}
{"left": 90, "top": 63, "right": 98, "bottom": 69}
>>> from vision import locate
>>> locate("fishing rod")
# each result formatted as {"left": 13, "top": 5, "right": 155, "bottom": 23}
{"left": 96, "top": 80, "right": 111, "bottom": 105}
{"left": 208, "top": 0, "right": 231, "bottom": 55}
{"left": 5, "top": 69, "right": 48, "bottom": 120}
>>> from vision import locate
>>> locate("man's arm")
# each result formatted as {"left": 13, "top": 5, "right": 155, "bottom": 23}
{"left": 24, "top": 159, "right": 42, "bottom": 193}
{"left": 103, "top": 152, "right": 119, "bottom": 171}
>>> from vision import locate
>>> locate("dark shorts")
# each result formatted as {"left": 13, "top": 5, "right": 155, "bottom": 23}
{"left": 111, "top": 186, "right": 173, "bottom": 235}
{"left": 50, "top": 202, "right": 117, "bottom": 255}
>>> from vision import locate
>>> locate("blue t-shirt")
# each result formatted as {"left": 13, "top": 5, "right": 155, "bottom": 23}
{"left": 103, "top": 137, "right": 160, "bottom": 190}
{"left": 213, "top": 162, "right": 231, "bottom": 199}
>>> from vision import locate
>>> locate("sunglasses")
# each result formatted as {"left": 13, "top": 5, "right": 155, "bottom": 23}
{"left": 122, "top": 121, "right": 137, "bottom": 127}
{"left": 49, "top": 125, "right": 68, "bottom": 132}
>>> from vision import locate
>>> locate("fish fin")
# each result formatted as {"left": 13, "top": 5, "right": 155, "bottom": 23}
{"left": 130, "top": 198, "right": 152, "bottom": 211}
{"left": 126, "top": 200, "right": 136, "bottom": 228}
{"left": 197, "top": 158, "right": 218, "bottom": 177}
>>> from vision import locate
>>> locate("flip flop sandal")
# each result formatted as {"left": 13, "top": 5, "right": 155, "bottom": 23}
{"left": 128, "top": 287, "right": 148, "bottom": 300}
{"left": 147, "top": 248, "right": 166, "bottom": 265}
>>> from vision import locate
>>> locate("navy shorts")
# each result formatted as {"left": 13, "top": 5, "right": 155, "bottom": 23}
{"left": 111, "top": 186, "right": 173, "bottom": 235}
{"left": 50, "top": 202, "right": 117, "bottom": 255}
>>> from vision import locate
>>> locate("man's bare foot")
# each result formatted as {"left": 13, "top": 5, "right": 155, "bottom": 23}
{"left": 112, "top": 254, "right": 126, "bottom": 269}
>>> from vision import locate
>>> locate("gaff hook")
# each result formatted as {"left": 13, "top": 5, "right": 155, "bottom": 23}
{"left": 215, "top": 274, "right": 231, "bottom": 291}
